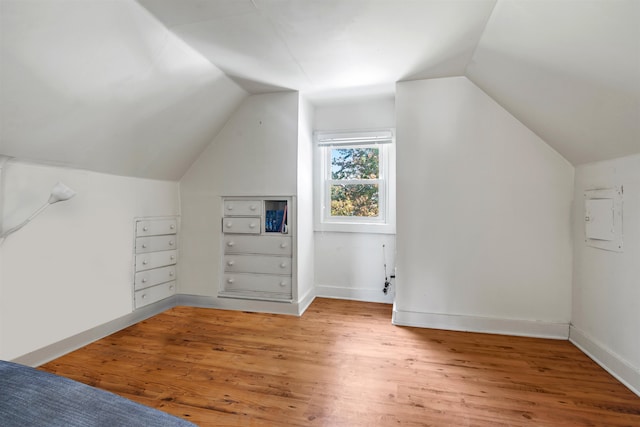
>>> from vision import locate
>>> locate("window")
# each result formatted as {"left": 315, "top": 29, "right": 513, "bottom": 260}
{"left": 314, "top": 129, "right": 395, "bottom": 233}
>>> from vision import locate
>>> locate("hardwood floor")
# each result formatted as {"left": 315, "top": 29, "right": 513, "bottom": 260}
{"left": 40, "top": 298, "right": 639, "bottom": 426}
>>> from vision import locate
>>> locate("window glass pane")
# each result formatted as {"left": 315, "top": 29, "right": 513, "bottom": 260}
{"left": 331, "top": 147, "right": 379, "bottom": 180}
{"left": 330, "top": 184, "right": 379, "bottom": 217}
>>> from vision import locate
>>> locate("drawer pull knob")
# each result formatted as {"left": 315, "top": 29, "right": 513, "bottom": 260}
{"left": 249, "top": 223, "right": 256, "bottom": 228}
{"left": 250, "top": 205, "right": 257, "bottom": 211}
{"left": 227, "top": 205, "right": 233, "bottom": 210}
{"left": 143, "top": 226, "right": 148, "bottom": 231}
{"left": 227, "top": 260, "right": 235, "bottom": 266}
{"left": 141, "top": 294, "right": 146, "bottom": 299}
{"left": 280, "top": 243, "right": 287, "bottom": 248}
{"left": 169, "top": 285, "right": 174, "bottom": 290}
{"left": 142, "top": 278, "right": 147, "bottom": 283}
{"left": 142, "top": 260, "right": 148, "bottom": 265}
{"left": 225, "top": 222, "right": 233, "bottom": 228}
{"left": 170, "top": 255, "right": 175, "bottom": 260}
{"left": 142, "top": 244, "right": 147, "bottom": 249}
{"left": 227, "top": 241, "right": 235, "bottom": 247}
{"left": 279, "top": 281, "right": 287, "bottom": 287}
{"left": 169, "top": 271, "right": 174, "bottom": 277}
{"left": 227, "top": 278, "right": 234, "bottom": 284}
{"left": 280, "top": 262, "right": 287, "bottom": 268}
{"left": 170, "top": 224, "right": 175, "bottom": 230}
{"left": 169, "top": 240, "right": 174, "bottom": 246}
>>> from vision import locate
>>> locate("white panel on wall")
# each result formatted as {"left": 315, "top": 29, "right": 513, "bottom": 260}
{"left": 0, "top": 161, "right": 179, "bottom": 360}
{"left": 395, "top": 76, "right": 574, "bottom": 332}
{"left": 312, "top": 96, "right": 397, "bottom": 304}
{"left": 572, "top": 154, "right": 640, "bottom": 395}
{"left": 179, "top": 92, "right": 300, "bottom": 297}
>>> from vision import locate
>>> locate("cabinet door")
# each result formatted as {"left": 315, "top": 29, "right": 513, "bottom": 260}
{"left": 136, "top": 219, "right": 177, "bottom": 236}
{"left": 222, "top": 217, "right": 261, "bottom": 234}
{"left": 134, "top": 281, "right": 176, "bottom": 308}
{"left": 135, "top": 250, "right": 177, "bottom": 271}
{"left": 135, "top": 235, "right": 177, "bottom": 253}
{"left": 223, "top": 235, "right": 291, "bottom": 255}
{"left": 223, "top": 254, "right": 291, "bottom": 275}
{"left": 223, "top": 200, "right": 262, "bottom": 216}
{"left": 222, "top": 273, "right": 292, "bottom": 295}
{"left": 134, "top": 265, "right": 176, "bottom": 290}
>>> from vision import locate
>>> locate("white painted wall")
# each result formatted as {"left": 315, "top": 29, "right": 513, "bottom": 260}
{"left": 179, "top": 92, "right": 300, "bottom": 297}
{"left": 296, "top": 96, "right": 315, "bottom": 306}
{"left": 571, "top": 154, "right": 640, "bottom": 394}
{"left": 394, "top": 77, "right": 574, "bottom": 337}
{"left": 0, "top": 0, "right": 247, "bottom": 180}
{"left": 0, "top": 160, "right": 179, "bottom": 360}
{"left": 313, "top": 97, "right": 396, "bottom": 303}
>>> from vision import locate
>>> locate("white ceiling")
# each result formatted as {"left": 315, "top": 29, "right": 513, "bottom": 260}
{"left": 0, "top": 0, "right": 638, "bottom": 180}
{"left": 138, "top": 0, "right": 497, "bottom": 97}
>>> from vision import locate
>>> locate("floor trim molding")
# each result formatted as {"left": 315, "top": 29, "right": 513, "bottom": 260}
{"left": 569, "top": 325, "right": 640, "bottom": 397}
{"left": 11, "top": 296, "right": 178, "bottom": 367}
{"left": 315, "top": 284, "right": 394, "bottom": 304}
{"left": 392, "top": 307, "right": 569, "bottom": 340}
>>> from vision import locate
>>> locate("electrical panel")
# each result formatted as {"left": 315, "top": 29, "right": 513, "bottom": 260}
{"left": 584, "top": 187, "right": 623, "bottom": 252}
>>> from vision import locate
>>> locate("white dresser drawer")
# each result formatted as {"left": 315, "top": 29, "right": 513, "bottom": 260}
{"left": 135, "top": 250, "right": 177, "bottom": 272}
{"left": 222, "top": 273, "right": 292, "bottom": 294}
{"left": 135, "top": 235, "right": 177, "bottom": 253}
{"left": 223, "top": 200, "right": 262, "bottom": 216}
{"left": 134, "top": 265, "right": 176, "bottom": 290}
{"left": 222, "top": 217, "right": 261, "bottom": 234}
{"left": 223, "top": 254, "right": 291, "bottom": 275}
{"left": 136, "top": 219, "right": 177, "bottom": 237}
{"left": 223, "top": 235, "right": 291, "bottom": 255}
{"left": 134, "top": 281, "right": 176, "bottom": 309}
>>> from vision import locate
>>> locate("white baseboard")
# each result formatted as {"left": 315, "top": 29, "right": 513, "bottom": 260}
{"left": 296, "top": 288, "right": 316, "bottom": 315}
{"left": 315, "top": 284, "right": 394, "bottom": 304}
{"left": 177, "top": 294, "right": 302, "bottom": 316}
{"left": 392, "top": 306, "right": 569, "bottom": 339}
{"left": 569, "top": 325, "right": 640, "bottom": 397}
{"left": 11, "top": 296, "right": 178, "bottom": 367}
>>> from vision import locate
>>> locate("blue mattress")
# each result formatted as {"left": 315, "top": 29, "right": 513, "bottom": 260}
{"left": 0, "top": 360, "right": 195, "bottom": 426}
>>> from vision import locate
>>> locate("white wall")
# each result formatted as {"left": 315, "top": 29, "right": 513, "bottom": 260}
{"left": 0, "top": 160, "right": 179, "bottom": 360}
{"left": 570, "top": 154, "right": 640, "bottom": 394}
{"left": 296, "top": 96, "right": 315, "bottom": 306}
{"left": 394, "top": 77, "right": 574, "bottom": 338}
{"left": 313, "top": 97, "right": 396, "bottom": 303}
{"left": 179, "top": 92, "right": 300, "bottom": 298}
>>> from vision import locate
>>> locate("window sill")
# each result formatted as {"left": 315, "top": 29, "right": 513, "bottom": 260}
{"left": 314, "top": 222, "right": 396, "bottom": 234}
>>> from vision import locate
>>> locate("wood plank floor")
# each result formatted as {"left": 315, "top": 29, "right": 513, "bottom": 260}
{"left": 40, "top": 298, "right": 639, "bottom": 426}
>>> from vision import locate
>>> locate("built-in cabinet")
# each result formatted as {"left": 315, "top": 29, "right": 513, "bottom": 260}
{"left": 220, "top": 197, "right": 293, "bottom": 301}
{"left": 133, "top": 217, "right": 178, "bottom": 309}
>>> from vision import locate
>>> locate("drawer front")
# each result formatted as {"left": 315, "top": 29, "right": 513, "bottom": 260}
{"left": 136, "top": 219, "right": 177, "bottom": 237}
{"left": 223, "top": 200, "right": 262, "bottom": 216}
{"left": 223, "top": 254, "right": 291, "bottom": 275}
{"left": 134, "top": 265, "right": 176, "bottom": 290}
{"left": 135, "top": 250, "right": 177, "bottom": 272}
{"left": 222, "top": 217, "right": 261, "bottom": 234}
{"left": 223, "top": 235, "right": 292, "bottom": 256}
{"left": 222, "top": 273, "right": 292, "bottom": 294}
{"left": 134, "top": 281, "right": 176, "bottom": 309}
{"left": 136, "top": 235, "right": 177, "bottom": 253}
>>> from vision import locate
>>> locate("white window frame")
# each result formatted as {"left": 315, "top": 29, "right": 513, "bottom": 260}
{"left": 314, "top": 129, "right": 396, "bottom": 234}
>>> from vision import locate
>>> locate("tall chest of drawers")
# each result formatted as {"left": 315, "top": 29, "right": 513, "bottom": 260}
{"left": 133, "top": 217, "right": 178, "bottom": 309}
{"left": 219, "top": 197, "right": 293, "bottom": 302}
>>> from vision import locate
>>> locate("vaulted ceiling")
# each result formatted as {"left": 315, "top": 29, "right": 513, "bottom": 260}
{"left": 1, "top": 0, "right": 638, "bottom": 179}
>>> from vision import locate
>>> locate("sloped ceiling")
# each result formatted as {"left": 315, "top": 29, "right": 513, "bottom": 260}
{"left": 0, "top": 0, "right": 638, "bottom": 179}
{"left": 466, "top": 0, "right": 640, "bottom": 165}
{"left": 0, "top": 0, "right": 247, "bottom": 180}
